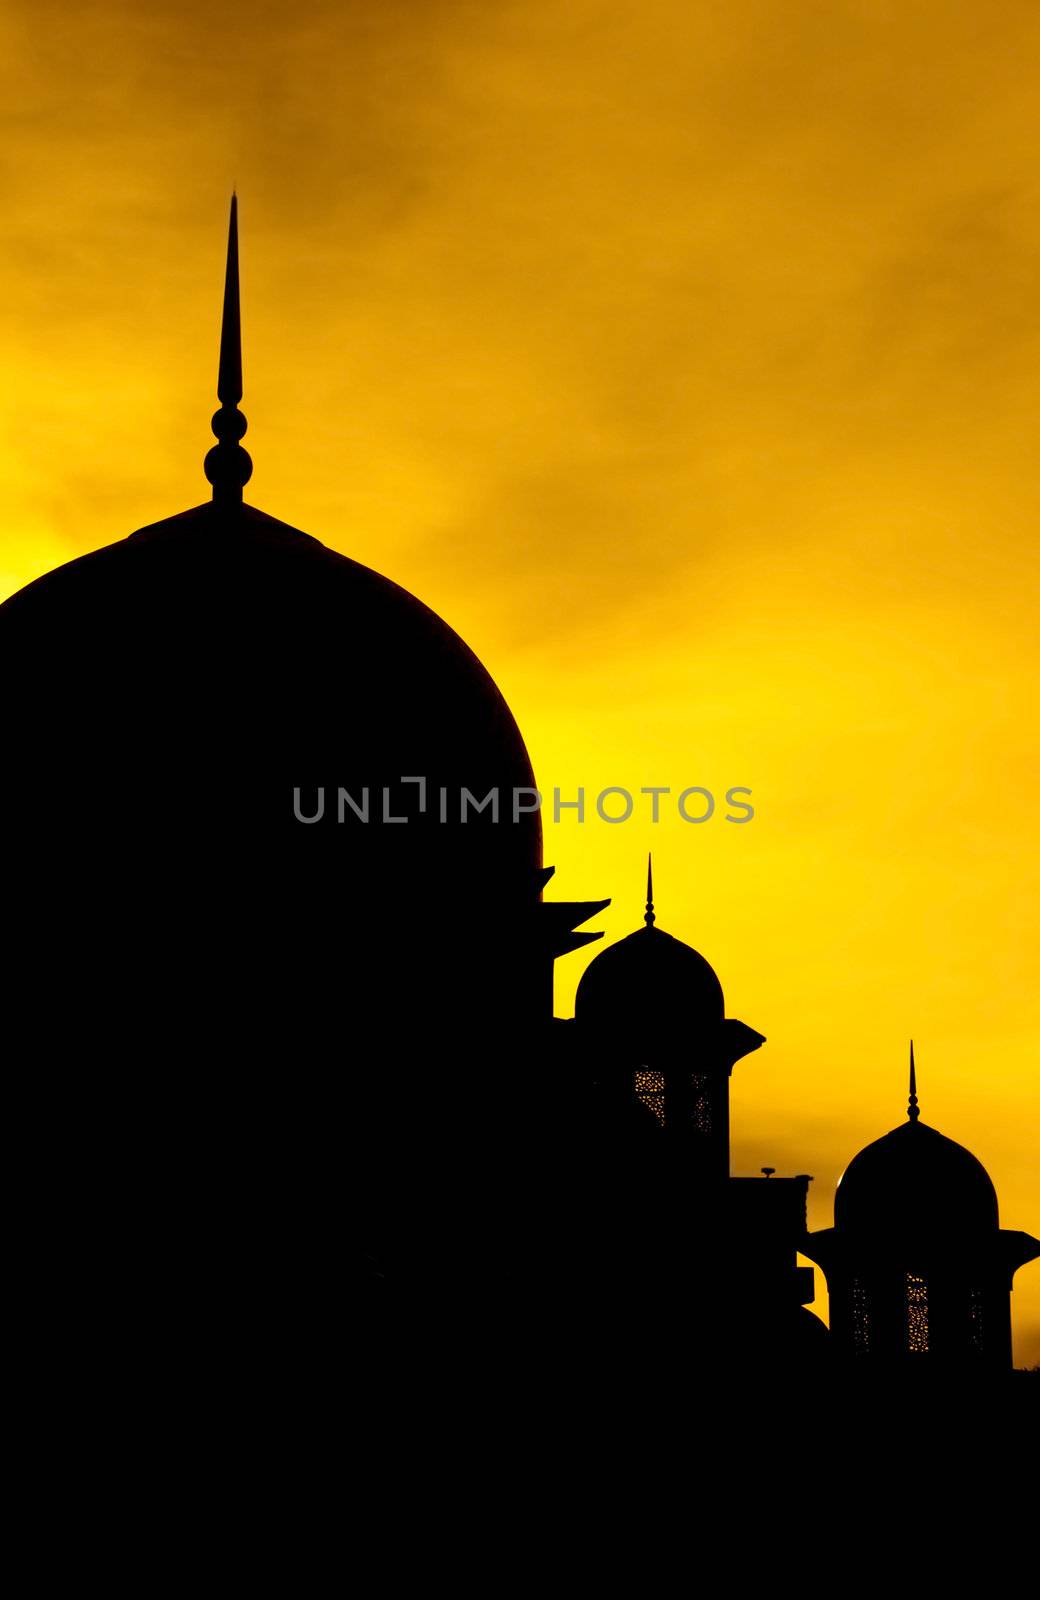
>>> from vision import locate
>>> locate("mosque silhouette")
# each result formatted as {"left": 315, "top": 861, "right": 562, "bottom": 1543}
{"left": 3, "top": 200, "right": 1036, "bottom": 1394}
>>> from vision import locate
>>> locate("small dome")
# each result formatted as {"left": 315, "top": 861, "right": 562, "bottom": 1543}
{"left": 575, "top": 921, "right": 725, "bottom": 1038}
{"left": 835, "top": 1118, "right": 999, "bottom": 1240}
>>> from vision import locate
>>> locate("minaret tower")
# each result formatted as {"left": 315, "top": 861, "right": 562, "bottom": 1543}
{"left": 804, "top": 1045, "right": 1040, "bottom": 1368}
{"left": 573, "top": 857, "right": 765, "bottom": 1179}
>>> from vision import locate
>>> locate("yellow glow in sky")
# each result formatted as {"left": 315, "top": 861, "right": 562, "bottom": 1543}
{"left": 1, "top": 0, "right": 1037, "bottom": 1361}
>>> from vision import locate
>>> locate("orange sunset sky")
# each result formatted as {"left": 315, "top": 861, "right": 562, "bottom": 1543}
{"left": 2, "top": 0, "right": 1038, "bottom": 1362}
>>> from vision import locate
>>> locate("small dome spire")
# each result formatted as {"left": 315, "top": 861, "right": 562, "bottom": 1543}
{"left": 908, "top": 1039, "right": 920, "bottom": 1122}
{"left": 203, "top": 194, "right": 253, "bottom": 504}
{"left": 645, "top": 852, "right": 655, "bottom": 926}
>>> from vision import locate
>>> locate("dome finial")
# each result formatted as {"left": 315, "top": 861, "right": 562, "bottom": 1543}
{"left": 204, "top": 193, "right": 253, "bottom": 505}
{"left": 908, "top": 1039, "right": 920, "bottom": 1121}
{"left": 644, "top": 852, "right": 655, "bottom": 926}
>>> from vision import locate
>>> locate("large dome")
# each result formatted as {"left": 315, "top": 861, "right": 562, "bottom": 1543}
{"left": 0, "top": 189, "right": 541, "bottom": 902}
{"left": 0, "top": 193, "right": 547, "bottom": 1121}
{"left": 0, "top": 498, "right": 542, "bottom": 888}
{"left": 835, "top": 1118, "right": 999, "bottom": 1240}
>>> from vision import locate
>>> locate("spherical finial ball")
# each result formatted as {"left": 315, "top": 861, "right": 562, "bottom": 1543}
{"left": 204, "top": 442, "right": 253, "bottom": 490}
{"left": 211, "top": 407, "right": 248, "bottom": 442}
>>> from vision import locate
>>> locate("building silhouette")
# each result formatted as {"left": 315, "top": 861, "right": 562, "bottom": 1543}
{"left": 2, "top": 201, "right": 1035, "bottom": 1394}
{"left": 564, "top": 859, "right": 829, "bottom": 1373}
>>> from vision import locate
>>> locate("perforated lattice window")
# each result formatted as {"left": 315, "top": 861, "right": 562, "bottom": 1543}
{"left": 634, "top": 1069, "right": 666, "bottom": 1125}
{"left": 906, "top": 1274, "right": 929, "bottom": 1353}
{"left": 851, "top": 1278, "right": 870, "bottom": 1354}
{"left": 690, "top": 1073, "right": 712, "bottom": 1134}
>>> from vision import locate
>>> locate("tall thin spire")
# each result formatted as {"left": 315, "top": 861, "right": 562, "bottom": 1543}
{"left": 204, "top": 194, "right": 253, "bottom": 504}
{"left": 908, "top": 1039, "right": 920, "bottom": 1122}
{"left": 644, "top": 853, "right": 655, "bottom": 926}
